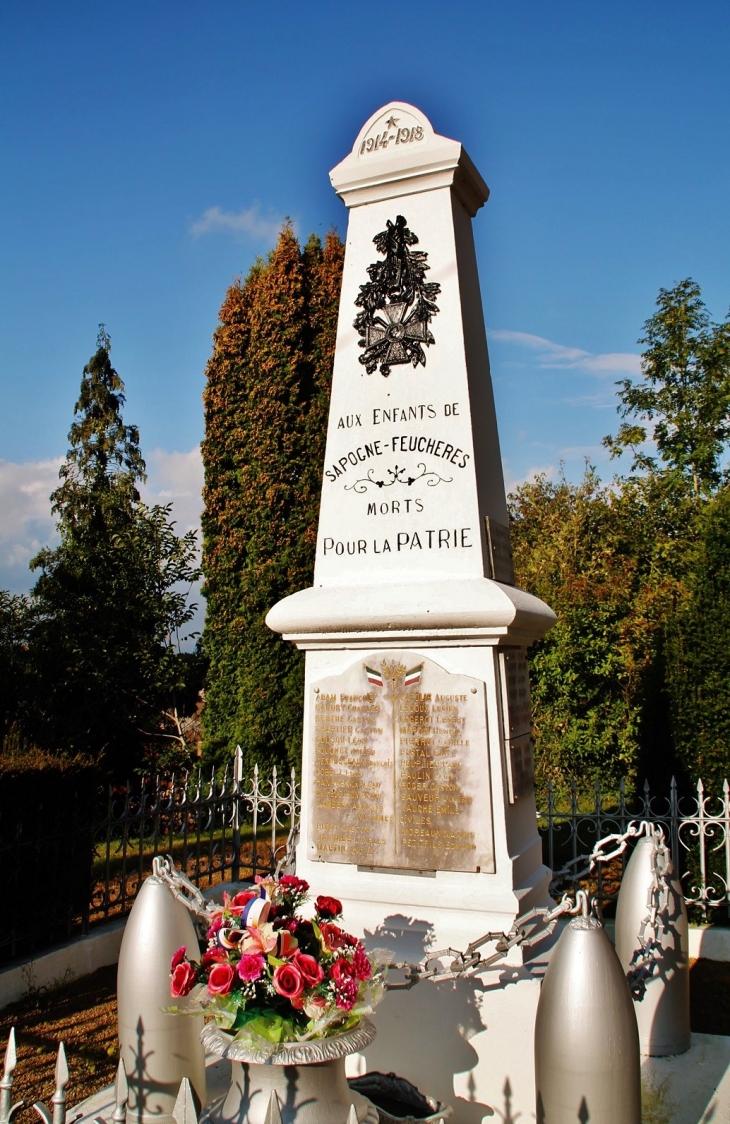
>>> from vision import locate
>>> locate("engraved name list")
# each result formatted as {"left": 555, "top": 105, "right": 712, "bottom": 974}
{"left": 309, "top": 653, "right": 495, "bottom": 873}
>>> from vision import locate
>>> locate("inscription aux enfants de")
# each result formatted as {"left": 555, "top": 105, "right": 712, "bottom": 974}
{"left": 322, "top": 399, "right": 474, "bottom": 557}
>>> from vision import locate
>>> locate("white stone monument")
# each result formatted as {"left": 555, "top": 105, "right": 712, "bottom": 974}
{"left": 267, "top": 102, "right": 556, "bottom": 1121}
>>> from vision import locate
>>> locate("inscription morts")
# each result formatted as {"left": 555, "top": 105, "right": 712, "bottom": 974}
{"left": 309, "top": 652, "right": 494, "bottom": 873}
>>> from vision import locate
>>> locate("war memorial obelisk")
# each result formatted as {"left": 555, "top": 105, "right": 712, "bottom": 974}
{"left": 267, "top": 103, "right": 556, "bottom": 1118}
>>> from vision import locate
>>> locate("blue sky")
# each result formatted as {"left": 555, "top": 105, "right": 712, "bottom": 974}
{"left": 1, "top": 0, "right": 729, "bottom": 594}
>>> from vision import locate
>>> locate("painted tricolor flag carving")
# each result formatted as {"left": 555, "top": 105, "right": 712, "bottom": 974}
{"left": 404, "top": 665, "right": 423, "bottom": 687}
{"left": 365, "top": 666, "right": 384, "bottom": 687}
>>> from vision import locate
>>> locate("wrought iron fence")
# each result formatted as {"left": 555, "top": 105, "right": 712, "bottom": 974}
{"left": 537, "top": 776, "right": 730, "bottom": 921}
{"left": 0, "top": 749, "right": 300, "bottom": 964}
{"left": 1, "top": 760, "right": 728, "bottom": 968}
{"left": 88, "top": 752, "right": 300, "bottom": 927}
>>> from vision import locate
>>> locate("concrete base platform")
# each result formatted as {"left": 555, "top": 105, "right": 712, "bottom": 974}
{"left": 642, "top": 1034, "right": 730, "bottom": 1124}
{"left": 70, "top": 1034, "right": 730, "bottom": 1124}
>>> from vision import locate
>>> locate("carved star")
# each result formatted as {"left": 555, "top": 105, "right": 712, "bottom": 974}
{"left": 385, "top": 116, "right": 399, "bottom": 129}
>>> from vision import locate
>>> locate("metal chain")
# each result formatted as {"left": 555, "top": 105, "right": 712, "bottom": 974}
{"left": 152, "top": 820, "right": 672, "bottom": 991}
{"left": 152, "top": 857, "right": 216, "bottom": 921}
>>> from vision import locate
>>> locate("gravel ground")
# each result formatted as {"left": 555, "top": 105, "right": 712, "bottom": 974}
{"left": 0, "top": 965, "right": 118, "bottom": 1124}
{"left": 0, "top": 957, "right": 727, "bottom": 1123}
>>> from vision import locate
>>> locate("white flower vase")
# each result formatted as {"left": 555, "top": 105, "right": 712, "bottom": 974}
{"left": 200, "top": 1020, "right": 378, "bottom": 1124}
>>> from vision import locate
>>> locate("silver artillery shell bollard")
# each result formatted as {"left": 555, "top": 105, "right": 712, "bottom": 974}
{"left": 615, "top": 833, "right": 691, "bottom": 1056}
{"left": 534, "top": 906, "right": 641, "bottom": 1123}
{"left": 117, "top": 861, "right": 206, "bottom": 1124}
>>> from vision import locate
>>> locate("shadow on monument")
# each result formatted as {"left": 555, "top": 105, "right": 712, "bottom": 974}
{"left": 360, "top": 915, "right": 525, "bottom": 1124}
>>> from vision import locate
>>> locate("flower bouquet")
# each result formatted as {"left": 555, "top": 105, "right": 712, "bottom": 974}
{"left": 169, "top": 875, "right": 388, "bottom": 1057}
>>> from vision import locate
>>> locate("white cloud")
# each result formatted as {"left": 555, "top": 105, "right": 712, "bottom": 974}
{"left": 502, "top": 462, "right": 558, "bottom": 496}
{"left": 189, "top": 204, "right": 286, "bottom": 243}
{"left": 143, "top": 447, "right": 203, "bottom": 536}
{"left": 0, "top": 457, "right": 62, "bottom": 591}
{"left": 490, "top": 329, "right": 642, "bottom": 378}
{"left": 0, "top": 448, "right": 204, "bottom": 596}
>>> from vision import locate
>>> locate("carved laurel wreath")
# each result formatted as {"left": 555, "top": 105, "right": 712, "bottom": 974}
{"left": 354, "top": 215, "right": 440, "bottom": 377}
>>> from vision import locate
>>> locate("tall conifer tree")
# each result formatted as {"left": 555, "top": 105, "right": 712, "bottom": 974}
{"left": 29, "top": 330, "right": 201, "bottom": 773}
{"left": 201, "top": 228, "right": 344, "bottom": 769}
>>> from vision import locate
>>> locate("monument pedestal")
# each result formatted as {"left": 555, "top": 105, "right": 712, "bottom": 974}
{"left": 268, "top": 102, "right": 558, "bottom": 1122}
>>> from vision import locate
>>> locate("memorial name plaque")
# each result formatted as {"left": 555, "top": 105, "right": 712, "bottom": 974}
{"left": 499, "top": 648, "right": 535, "bottom": 802}
{"left": 310, "top": 651, "right": 494, "bottom": 873}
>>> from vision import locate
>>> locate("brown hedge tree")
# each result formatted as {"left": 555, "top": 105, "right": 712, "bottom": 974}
{"left": 201, "top": 227, "right": 343, "bottom": 770}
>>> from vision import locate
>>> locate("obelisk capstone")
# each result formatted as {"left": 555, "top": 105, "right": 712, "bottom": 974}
{"left": 267, "top": 103, "right": 557, "bottom": 1119}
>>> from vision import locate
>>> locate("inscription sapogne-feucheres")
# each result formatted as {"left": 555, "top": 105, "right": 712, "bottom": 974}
{"left": 309, "top": 653, "right": 494, "bottom": 873}
{"left": 325, "top": 431, "right": 471, "bottom": 485}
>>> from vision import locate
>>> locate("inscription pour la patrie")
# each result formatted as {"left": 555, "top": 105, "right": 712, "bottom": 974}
{"left": 310, "top": 654, "right": 494, "bottom": 873}
{"left": 322, "top": 399, "right": 473, "bottom": 557}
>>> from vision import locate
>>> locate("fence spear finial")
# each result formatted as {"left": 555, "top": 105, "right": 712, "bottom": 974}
{"left": 263, "top": 1091, "right": 282, "bottom": 1124}
{"left": 112, "top": 1059, "right": 128, "bottom": 1124}
{"left": 0, "top": 1029, "right": 22, "bottom": 1124}
{"left": 51, "top": 1042, "right": 68, "bottom": 1124}
{"left": 172, "top": 1078, "right": 199, "bottom": 1124}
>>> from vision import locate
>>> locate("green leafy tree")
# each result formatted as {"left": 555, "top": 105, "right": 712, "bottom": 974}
{"left": 201, "top": 227, "right": 343, "bottom": 770}
{"left": 665, "top": 487, "right": 730, "bottom": 787}
{"left": 604, "top": 279, "right": 730, "bottom": 498}
{"left": 27, "top": 329, "right": 200, "bottom": 775}
{"left": 510, "top": 468, "right": 678, "bottom": 787}
{"left": 513, "top": 280, "right": 730, "bottom": 790}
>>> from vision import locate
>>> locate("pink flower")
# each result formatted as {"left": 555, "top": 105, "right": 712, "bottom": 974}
{"left": 171, "top": 961, "right": 197, "bottom": 998}
{"left": 272, "top": 962, "right": 304, "bottom": 1000}
{"left": 207, "top": 962, "right": 236, "bottom": 996}
{"left": 207, "top": 917, "right": 224, "bottom": 940}
{"left": 237, "top": 953, "right": 265, "bottom": 982}
{"left": 170, "top": 946, "right": 187, "bottom": 971}
{"left": 293, "top": 951, "right": 324, "bottom": 988}
{"left": 241, "top": 922, "right": 277, "bottom": 956}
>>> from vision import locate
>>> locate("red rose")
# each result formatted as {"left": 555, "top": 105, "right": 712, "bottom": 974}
{"left": 272, "top": 963, "right": 304, "bottom": 1000}
{"left": 293, "top": 951, "right": 324, "bottom": 988}
{"left": 352, "top": 949, "right": 372, "bottom": 981}
{"left": 207, "top": 917, "right": 224, "bottom": 940}
{"left": 315, "top": 895, "right": 343, "bottom": 920}
{"left": 227, "top": 890, "right": 258, "bottom": 916}
{"left": 171, "top": 961, "right": 197, "bottom": 998}
{"left": 170, "top": 946, "right": 187, "bottom": 972}
{"left": 207, "top": 962, "right": 236, "bottom": 996}
{"left": 201, "top": 947, "right": 229, "bottom": 967}
{"left": 237, "top": 953, "right": 265, "bottom": 982}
